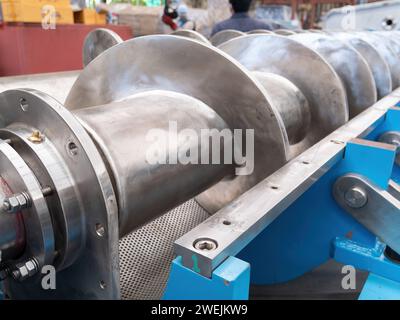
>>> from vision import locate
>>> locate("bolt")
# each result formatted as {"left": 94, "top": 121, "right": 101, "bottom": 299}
{"left": 0, "top": 267, "right": 11, "bottom": 281}
{"left": 11, "top": 258, "right": 39, "bottom": 281}
{"left": 2, "top": 201, "right": 10, "bottom": 212}
{"left": 41, "top": 186, "right": 53, "bottom": 197}
{"left": 379, "top": 131, "right": 400, "bottom": 165}
{"left": 28, "top": 130, "right": 44, "bottom": 143}
{"left": 344, "top": 187, "right": 368, "bottom": 209}
{"left": 2, "top": 192, "right": 31, "bottom": 214}
{"left": 193, "top": 238, "right": 218, "bottom": 251}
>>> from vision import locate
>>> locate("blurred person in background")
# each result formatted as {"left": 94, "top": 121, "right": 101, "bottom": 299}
{"left": 162, "top": 0, "right": 180, "bottom": 31}
{"left": 211, "top": 0, "right": 273, "bottom": 35}
{"left": 177, "top": 4, "right": 196, "bottom": 30}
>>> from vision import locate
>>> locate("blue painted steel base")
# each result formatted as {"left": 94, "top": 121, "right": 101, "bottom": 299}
{"left": 165, "top": 104, "right": 400, "bottom": 300}
{"left": 237, "top": 136, "right": 394, "bottom": 285}
{"left": 360, "top": 274, "right": 400, "bottom": 300}
{"left": 334, "top": 238, "right": 400, "bottom": 283}
{"left": 163, "top": 256, "right": 250, "bottom": 300}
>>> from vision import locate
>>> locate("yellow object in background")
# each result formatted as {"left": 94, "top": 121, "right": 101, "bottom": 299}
{"left": 74, "top": 8, "right": 107, "bottom": 25}
{"left": 95, "top": 12, "right": 106, "bottom": 25}
{"left": 1, "top": 0, "right": 74, "bottom": 24}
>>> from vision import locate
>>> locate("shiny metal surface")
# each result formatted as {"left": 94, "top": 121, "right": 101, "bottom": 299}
{"left": 333, "top": 173, "right": 400, "bottom": 254}
{"left": 333, "top": 33, "right": 392, "bottom": 99}
{"left": 65, "top": 35, "right": 288, "bottom": 214}
{"left": 219, "top": 34, "right": 348, "bottom": 159}
{"left": 274, "top": 29, "right": 296, "bottom": 35}
{"left": 74, "top": 91, "right": 233, "bottom": 236}
{"left": 0, "top": 89, "right": 119, "bottom": 299}
{"left": 0, "top": 138, "right": 53, "bottom": 270}
{"left": 174, "top": 87, "right": 400, "bottom": 278}
{"left": 0, "top": 71, "right": 79, "bottom": 104}
{"left": 210, "top": 29, "right": 245, "bottom": 46}
{"left": 252, "top": 72, "right": 311, "bottom": 145}
{"left": 0, "top": 126, "right": 83, "bottom": 270}
{"left": 290, "top": 33, "right": 377, "bottom": 118}
{"left": 247, "top": 29, "right": 273, "bottom": 34}
{"left": 355, "top": 32, "right": 400, "bottom": 89}
{"left": 171, "top": 30, "right": 211, "bottom": 44}
{"left": 0, "top": 177, "right": 25, "bottom": 262}
{"left": 83, "top": 28, "right": 123, "bottom": 67}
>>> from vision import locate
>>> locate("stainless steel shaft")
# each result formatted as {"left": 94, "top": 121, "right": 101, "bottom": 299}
{"left": 74, "top": 91, "right": 234, "bottom": 236}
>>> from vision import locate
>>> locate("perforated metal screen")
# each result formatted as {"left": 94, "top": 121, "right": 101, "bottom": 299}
{"left": 119, "top": 199, "right": 209, "bottom": 300}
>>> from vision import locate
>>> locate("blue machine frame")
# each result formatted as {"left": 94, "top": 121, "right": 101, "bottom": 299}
{"left": 164, "top": 99, "right": 400, "bottom": 300}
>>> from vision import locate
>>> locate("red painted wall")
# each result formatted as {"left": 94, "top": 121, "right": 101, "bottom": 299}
{"left": 0, "top": 23, "right": 133, "bottom": 76}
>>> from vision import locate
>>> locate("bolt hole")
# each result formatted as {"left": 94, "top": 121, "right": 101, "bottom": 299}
{"left": 222, "top": 220, "right": 231, "bottom": 225}
{"left": 193, "top": 238, "right": 218, "bottom": 251}
{"left": 20, "top": 98, "right": 29, "bottom": 112}
{"left": 99, "top": 280, "right": 106, "bottom": 290}
{"left": 271, "top": 185, "right": 279, "bottom": 190}
{"left": 302, "top": 161, "right": 310, "bottom": 165}
{"left": 95, "top": 223, "right": 105, "bottom": 237}
{"left": 383, "top": 17, "right": 395, "bottom": 30}
{"left": 67, "top": 141, "right": 78, "bottom": 156}
{"left": 330, "top": 140, "right": 344, "bottom": 145}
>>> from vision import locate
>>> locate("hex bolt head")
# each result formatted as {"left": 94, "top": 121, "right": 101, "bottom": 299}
{"left": 15, "top": 193, "right": 28, "bottom": 207}
{"left": 344, "top": 187, "right": 368, "bottom": 209}
{"left": 11, "top": 258, "right": 39, "bottom": 281}
{"left": 2, "top": 200, "right": 11, "bottom": 212}
{"left": 2, "top": 192, "right": 31, "bottom": 214}
{"left": 6, "top": 197, "right": 20, "bottom": 212}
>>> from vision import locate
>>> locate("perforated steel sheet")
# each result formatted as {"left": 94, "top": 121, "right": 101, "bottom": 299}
{"left": 119, "top": 199, "right": 209, "bottom": 300}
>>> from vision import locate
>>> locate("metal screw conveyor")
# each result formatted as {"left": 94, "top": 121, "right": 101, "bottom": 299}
{"left": 1, "top": 28, "right": 400, "bottom": 299}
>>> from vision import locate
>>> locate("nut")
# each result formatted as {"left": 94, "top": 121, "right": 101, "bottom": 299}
{"left": 14, "top": 263, "right": 29, "bottom": 280}
{"left": 27, "top": 130, "right": 44, "bottom": 143}
{"left": 3, "top": 192, "right": 31, "bottom": 213}
{"left": 5, "top": 197, "right": 20, "bottom": 213}
{"left": 25, "top": 260, "right": 37, "bottom": 275}
{"left": 12, "top": 259, "right": 38, "bottom": 281}
{"left": 15, "top": 193, "right": 28, "bottom": 208}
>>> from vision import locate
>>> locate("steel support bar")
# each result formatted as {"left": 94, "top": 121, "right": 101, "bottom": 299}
{"left": 174, "top": 88, "right": 400, "bottom": 278}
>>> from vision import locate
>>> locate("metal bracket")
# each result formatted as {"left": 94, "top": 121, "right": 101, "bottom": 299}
{"left": 333, "top": 173, "right": 400, "bottom": 255}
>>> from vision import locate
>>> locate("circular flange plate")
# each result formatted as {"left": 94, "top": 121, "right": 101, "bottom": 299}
{"left": 83, "top": 28, "right": 123, "bottom": 67}
{"left": 0, "top": 89, "right": 119, "bottom": 297}
{"left": 65, "top": 35, "right": 288, "bottom": 214}
{"left": 0, "top": 125, "right": 83, "bottom": 270}
{"left": 290, "top": 33, "right": 377, "bottom": 118}
{"left": 0, "top": 139, "right": 54, "bottom": 268}
{"left": 210, "top": 29, "right": 245, "bottom": 46}
{"left": 171, "top": 29, "right": 211, "bottom": 44}
{"left": 333, "top": 32, "right": 392, "bottom": 99}
{"left": 219, "top": 34, "right": 348, "bottom": 159}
